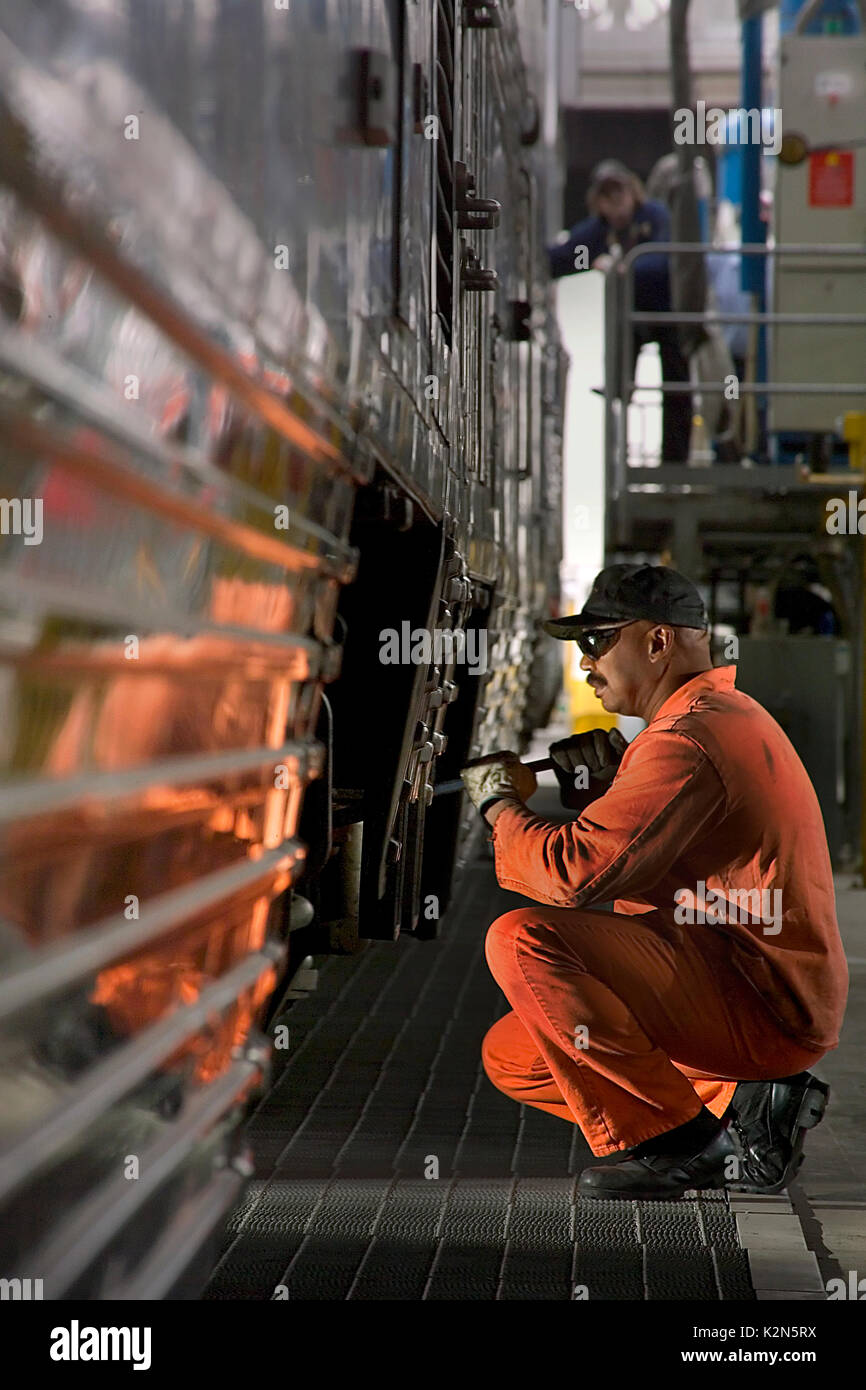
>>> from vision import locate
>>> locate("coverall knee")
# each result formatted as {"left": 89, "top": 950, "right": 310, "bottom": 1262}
{"left": 482, "top": 905, "right": 826, "bottom": 1156}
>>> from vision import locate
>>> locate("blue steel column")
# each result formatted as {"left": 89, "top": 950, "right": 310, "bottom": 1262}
{"left": 741, "top": 15, "right": 768, "bottom": 451}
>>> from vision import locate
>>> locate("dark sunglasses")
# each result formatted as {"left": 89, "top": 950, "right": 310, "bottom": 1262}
{"left": 576, "top": 621, "right": 636, "bottom": 659}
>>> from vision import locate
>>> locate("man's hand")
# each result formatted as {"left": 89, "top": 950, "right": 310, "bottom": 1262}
{"left": 591, "top": 253, "right": 614, "bottom": 273}
{"left": 460, "top": 752, "right": 538, "bottom": 821}
{"left": 549, "top": 728, "right": 628, "bottom": 809}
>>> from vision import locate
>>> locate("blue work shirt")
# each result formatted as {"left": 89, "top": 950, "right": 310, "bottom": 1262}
{"left": 548, "top": 199, "right": 672, "bottom": 313}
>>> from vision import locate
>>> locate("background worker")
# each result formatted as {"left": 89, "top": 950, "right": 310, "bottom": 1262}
{"left": 774, "top": 553, "right": 840, "bottom": 635}
{"left": 461, "top": 564, "right": 846, "bottom": 1200}
{"left": 549, "top": 160, "right": 692, "bottom": 464}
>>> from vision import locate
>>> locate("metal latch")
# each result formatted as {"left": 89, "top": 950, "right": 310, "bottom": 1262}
{"left": 456, "top": 162, "right": 501, "bottom": 230}
{"left": 461, "top": 239, "right": 498, "bottom": 292}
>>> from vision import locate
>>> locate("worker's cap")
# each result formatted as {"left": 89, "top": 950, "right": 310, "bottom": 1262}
{"left": 588, "top": 160, "right": 633, "bottom": 193}
{"left": 543, "top": 564, "right": 708, "bottom": 639}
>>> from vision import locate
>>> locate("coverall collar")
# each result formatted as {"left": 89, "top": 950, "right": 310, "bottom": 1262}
{"left": 650, "top": 665, "right": 737, "bottom": 725}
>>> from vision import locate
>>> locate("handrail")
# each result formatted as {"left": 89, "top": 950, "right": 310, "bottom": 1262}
{"left": 619, "top": 241, "right": 866, "bottom": 267}
{"left": 631, "top": 312, "right": 866, "bottom": 326}
{"left": 629, "top": 383, "right": 866, "bottom": 394}
{"left": 605, "top": 240, "right": 866, "bottom": 496}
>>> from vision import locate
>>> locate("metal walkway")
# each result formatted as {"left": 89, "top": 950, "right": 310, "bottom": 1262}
{"left": 202, "top": 837, "right": 763, "bottom": 1301}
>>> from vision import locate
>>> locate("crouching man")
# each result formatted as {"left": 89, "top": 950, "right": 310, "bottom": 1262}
{"left": 461, "top": 563, "right": 847, "bottom": 1200}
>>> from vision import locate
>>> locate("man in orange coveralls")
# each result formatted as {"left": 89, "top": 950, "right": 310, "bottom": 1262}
{"left": 461, "top": 564, "right": 847, "bottom": 1200}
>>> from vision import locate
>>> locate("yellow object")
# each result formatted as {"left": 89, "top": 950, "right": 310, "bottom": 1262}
{"left": 564, "top": 644, "right": 618, "bottom": 736}
{"left": 843, "top": 412, "right": 866, "bottom": 473}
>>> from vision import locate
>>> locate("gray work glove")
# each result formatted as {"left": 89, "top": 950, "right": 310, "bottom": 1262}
{"left": 461, "top": 752, "right": 538, "bottom": 819}
{"left": 549, "top": 728, "right": 628, "bottom": 809}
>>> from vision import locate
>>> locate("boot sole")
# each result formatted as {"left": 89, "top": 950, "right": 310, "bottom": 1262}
{"left": 727, "top": 1077, "right": 829, "bottom": 1195}
{"left": 578, "top": 1171, "right": 730, "bottom": 1202}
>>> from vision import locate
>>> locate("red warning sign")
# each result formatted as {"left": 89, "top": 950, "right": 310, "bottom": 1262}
{"left": 808, "top": 151, "right": 854, "bottom": 208}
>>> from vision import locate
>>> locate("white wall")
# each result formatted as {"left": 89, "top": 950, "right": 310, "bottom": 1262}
{"left": 555, "top": 270, "right": 606, "bottom": 625}
{"left": 554, "top": 270, "right": 651, "bottom": 741}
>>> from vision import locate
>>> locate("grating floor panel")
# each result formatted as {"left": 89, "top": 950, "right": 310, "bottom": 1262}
{"left": 204, "top": 851, "right": 756, "bottom": 1301}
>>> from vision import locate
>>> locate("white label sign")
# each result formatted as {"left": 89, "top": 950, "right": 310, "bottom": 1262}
{"left": 814, "top": 71, "right": 854, "bottom": 100}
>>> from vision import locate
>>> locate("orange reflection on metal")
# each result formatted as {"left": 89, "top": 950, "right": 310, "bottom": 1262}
{"left": 91, "top": 889, "right": 287, "bottom": 1085}
{"left": 209, "top": 575, "right": 297, "bottom": 631}
{"left": 91, "top": 957, "right": 277, "bottom": 1085}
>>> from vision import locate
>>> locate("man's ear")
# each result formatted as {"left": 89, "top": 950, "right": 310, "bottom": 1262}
{"left": 648, "top": 624, "right": 675, "bottom": 659}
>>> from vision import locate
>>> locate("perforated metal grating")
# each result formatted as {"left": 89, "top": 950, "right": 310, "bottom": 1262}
{"left": 204, "top": 858, "right": 755, "bottom": 1301}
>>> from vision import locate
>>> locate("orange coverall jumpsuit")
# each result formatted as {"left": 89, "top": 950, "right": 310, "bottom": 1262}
{"left": 482, "top": 667, "right": 849, "bottom": 1155}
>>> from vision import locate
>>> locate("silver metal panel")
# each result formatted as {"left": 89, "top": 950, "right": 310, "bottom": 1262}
{"left": 0, "top": 0, "right": 564, "bottom": 1295}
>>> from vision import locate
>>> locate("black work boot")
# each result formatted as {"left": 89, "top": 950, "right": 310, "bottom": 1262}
{"left": 578, "top": 1118, "right": 737, "bottom": 1201}
{"left": 725, "top": 1072, "right": 829, "bottom": 1194}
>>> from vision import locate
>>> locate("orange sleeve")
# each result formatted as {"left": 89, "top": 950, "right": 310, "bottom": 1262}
{"left": 490, "top": 730, "right": 727, "bottom": 908}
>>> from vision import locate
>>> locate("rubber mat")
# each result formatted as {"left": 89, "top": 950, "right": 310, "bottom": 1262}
{"left": 204, "top": 855, "right": 755, "bottom": 1301}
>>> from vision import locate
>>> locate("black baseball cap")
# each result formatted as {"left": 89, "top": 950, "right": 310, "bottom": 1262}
{"left": 588, "top": 159, "right": 633, "bottom": 193}
{"left": 543, "top": 564, "right": 708, "bottom": 639}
